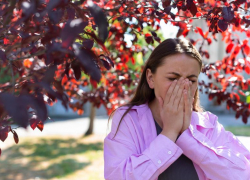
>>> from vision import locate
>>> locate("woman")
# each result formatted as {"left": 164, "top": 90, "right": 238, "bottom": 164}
{"left": 103, "top": 38, "right": 250, "bottom": 180}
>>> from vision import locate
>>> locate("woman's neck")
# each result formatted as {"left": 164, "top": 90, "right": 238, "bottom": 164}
{"left": 148, "top": 99, "right": 163, "bottom": 128}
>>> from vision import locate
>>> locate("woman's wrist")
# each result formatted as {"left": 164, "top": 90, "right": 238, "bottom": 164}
{"left": 160, "top": 130, "right": 178, "bottom": 142}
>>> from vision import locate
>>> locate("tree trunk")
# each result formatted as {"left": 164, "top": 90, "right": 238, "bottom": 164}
{"left": 84, "top": 102, "right": 96, "bottom": 136}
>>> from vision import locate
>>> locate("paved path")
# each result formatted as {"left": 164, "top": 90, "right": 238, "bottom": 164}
{"left": 1, "top": 113, "right": 250, "bottom": 150}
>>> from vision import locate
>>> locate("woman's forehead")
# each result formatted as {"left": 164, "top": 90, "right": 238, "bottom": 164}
{"left": 157, "top": 54, "right": 201, "bottom": 75}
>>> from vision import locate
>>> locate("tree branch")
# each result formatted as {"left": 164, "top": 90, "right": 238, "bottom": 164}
{"left": 8, "top": 50, "right": 46, "bottom": 62}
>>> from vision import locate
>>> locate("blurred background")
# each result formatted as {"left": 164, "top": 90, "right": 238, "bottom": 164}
{"left": 1, "top": 23, "right": 250, "bottom": 179}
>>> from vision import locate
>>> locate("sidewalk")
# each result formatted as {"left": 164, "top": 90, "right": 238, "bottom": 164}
{"left": 1, "top": 113, "right": 250, "bottom": 150}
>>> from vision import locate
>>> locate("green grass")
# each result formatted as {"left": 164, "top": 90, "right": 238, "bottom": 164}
{"left": 0, "top": 135, "right": 104, "bottom": 180}
{"left": 225, "top": 126, "right": 250, "bottom": 136}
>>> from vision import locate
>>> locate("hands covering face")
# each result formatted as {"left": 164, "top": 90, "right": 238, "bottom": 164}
{"left": 157, "top": 77, "right": 193, "bottom": 139}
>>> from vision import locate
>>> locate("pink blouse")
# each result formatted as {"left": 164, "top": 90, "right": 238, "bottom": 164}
{"left": 104, "top": 103, "right": 250, "bottom": 180}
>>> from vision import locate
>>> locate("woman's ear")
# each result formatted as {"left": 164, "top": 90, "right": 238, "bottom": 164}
{"left": 146, "top": 68, "right": 154, "bottom": 89}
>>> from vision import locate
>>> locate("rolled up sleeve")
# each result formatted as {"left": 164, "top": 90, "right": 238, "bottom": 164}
{"left": 176, "top": 113, "right": 250, "bottom": 180}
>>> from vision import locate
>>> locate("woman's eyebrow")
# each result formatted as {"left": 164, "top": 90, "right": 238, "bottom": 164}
{"left": 167, "top": 72, "right": 198, "bottom": 78}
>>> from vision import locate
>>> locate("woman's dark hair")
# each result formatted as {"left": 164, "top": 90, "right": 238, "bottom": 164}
{"left": 110, "top": 38, "right": 204, "bottom": 138}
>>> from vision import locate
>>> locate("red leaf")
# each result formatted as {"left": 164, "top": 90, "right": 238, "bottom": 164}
{"left": 222, "top": 6, "right": 234, "bottom": 22}
{"left": 246, "top": 29, "right": 250, "bottom": 37}
{"left": 0, "top": 50, "right": 7, "bottom": 63}
{"left": 235, "top": 111, "right": 241, "bottom": 119}
{"left": 190, "top": 2, "right": 197, "bottom": 16}
{"left": 162, "top": 0, "right": 171, "bottom": 8}
{"left": 37, "top": 121, "right": 44, "bottom": 132}
{"left": 204, "top": 31, "right": 209, "bottom": 38}
{"left": 131, "top": 57, "right": 135, "bottom": 64}
{"left": 243, "top": 39, "right": 248, "bottom": 45}
{"left": 196, "top": 12, "right": 202, "bottom": 17}
{"left": 226, "top": 43, "right": 234, "bottom": 53}
{"left": 3, "top": 38, "right": 10, "bottom": 45}
{"left": 208, "top": 93, "right": 214, "bottom": 100}
{"left": 203, "top": 51, "right": 210, "bottom": 59}
{"left": 207, "top": 38, "right": 212, "bottom": 45}
{"left": 100, "top": 59, "right": 111, "bottom": 70}
{"left": 72, "top": 62, "right": 82, "bottom": 80}
{"left": 233, "top": 93, "right": 240, "bottom": 101}
{"left": 243, "top": 45, "right": 250, "bottom": 55}
{"left": 73, "top": 47, "right": 101, "bottom": 82}
{"left": 12, "top": 130, "right": 19, "bottom": 144}
{"left": 218, "top": 20, "right": 228, "bottom": 31}
{"left": 88, "top": 3, "right": 109, "bottom": 42}
{"left": 233, "top": 45, "right": 240, "bottom": 55}
{"left": 30, "top": 118, "right": 39, "bottom": 130}
{"left": 62, "top": 74, "right": 68, "bottom": 85}
{"left": 145, "top": 34, "right": 154, "bottom": 44}
{"left": 245, "top": 66, "right": 250, "bottom": 74}
{"left": 90, "top": 78, "right": 97, "bottom": 88}
{"left": 61, "top": 19, "right": 88, "bottom": 47}
{"left": 164, "top": 5, "right": 171, "bottom": 14}
{"left": 182, "top": 28, "right": 189, "bottom": 37}
{"left": 170, "top": 13, "right": 175, "bottom": 20}
{"left": 196, "top": 27, "right": 204, "bottom": 37}
{"left": 243, "top": 116, "right": 248, "bottom": 124}
{"left": 0, "top": 126, "right": 10, "bottom": 142}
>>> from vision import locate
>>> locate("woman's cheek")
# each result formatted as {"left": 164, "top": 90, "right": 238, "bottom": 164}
{"left": 165, "top": 82, "right": 172, "bottom": 92}
{"left": 161, "top": 82, "right": 171, "bottom": 100}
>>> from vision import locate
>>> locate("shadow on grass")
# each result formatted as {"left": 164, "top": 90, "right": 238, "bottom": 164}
{"left": 0, "top": 137, "right": 103, "bottom": 180}
{"left": 4, "top": 138, "right": 103, "bottom": 159}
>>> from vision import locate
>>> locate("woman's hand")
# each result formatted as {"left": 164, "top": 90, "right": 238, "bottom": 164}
{"left": 158, "top": 77, "right": 189, "bottom": 142}
{"left": 180, "top": 81, "right": 193, "bottom": 134}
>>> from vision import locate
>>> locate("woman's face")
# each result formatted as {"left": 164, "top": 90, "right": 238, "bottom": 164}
{"left": 146, "top": 53, "right": 200, "bottom": 102}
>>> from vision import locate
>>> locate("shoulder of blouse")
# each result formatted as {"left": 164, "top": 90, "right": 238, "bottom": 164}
{"left": 116, "top": 103, "right": 150, "bottom": 118}
{"left": 191, "top": 111, "right": 218, "bottom": 129}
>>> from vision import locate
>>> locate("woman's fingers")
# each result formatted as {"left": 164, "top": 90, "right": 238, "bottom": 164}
{"left": 188, "top": 81, "right": 193, "bottom": 111}
{"left": 163, "top": 79, "right": 178, "bottom": 105}
{"left": 184, "top": 81, "right": 192, "bottom": 118}
{"left": 178, "top": 89, "right": 186, "bottom": 111}
{"left": 184, "top": 88, "right": 189, "bottom": 115}
{"left": 169, "top": 77, "right": 185, "bottom": 106}
{"left": 173, "top": 79, "right": 187, "bottom": 108}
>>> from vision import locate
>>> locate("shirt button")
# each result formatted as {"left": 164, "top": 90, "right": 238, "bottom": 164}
{"left": 168, "top": 151, "right": 172, "bottom": 155}
{"left": 158, "top": 160, "right": 161, "bottom": 164}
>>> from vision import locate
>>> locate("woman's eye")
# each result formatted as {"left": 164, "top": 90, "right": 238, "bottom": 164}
{"left": 168, "top": 78, "right": 177, "bottom": 81}
{"left": 168, "top": 78, "right": 196, "bottom": 83}
{"left": 190, "top": 80, "right": 197, "bottom": 83}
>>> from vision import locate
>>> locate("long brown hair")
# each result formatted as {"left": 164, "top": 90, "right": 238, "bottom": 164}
{"left": 110, "top": 38, "right": 204, "bottom": 138}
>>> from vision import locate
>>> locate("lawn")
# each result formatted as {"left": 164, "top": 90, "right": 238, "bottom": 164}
{"left": 225, "top": 126, "right": 250, "bottom": 136}
{"left": 0, "top": 134, "right": 105, "bottom": 180}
